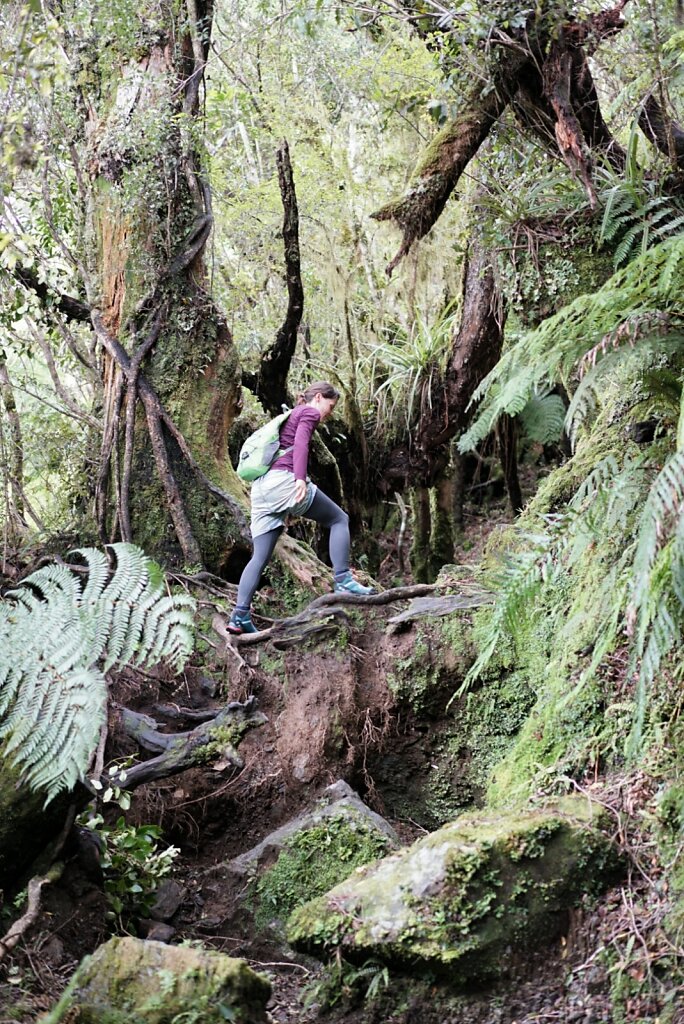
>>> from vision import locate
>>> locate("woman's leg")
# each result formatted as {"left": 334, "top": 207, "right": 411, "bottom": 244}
{"left": 235, "top": 527, "right": 283, "bottom": 609}
{"left": 305, "top": 490, "right": 350, "bottom": 576}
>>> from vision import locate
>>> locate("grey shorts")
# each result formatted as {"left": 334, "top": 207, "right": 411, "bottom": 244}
{"left": 250, "top": 470, "right": 317, "bottom": 538}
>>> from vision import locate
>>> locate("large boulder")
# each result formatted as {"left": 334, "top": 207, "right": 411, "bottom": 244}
{"left": 288, "top": 797, "right": 622, "bottom": 983}
{"left": 40, "top": 936, "right": 271, "bottom": 1024}
{"left": 201, "top": 781, "right": 398, "bottom": 936}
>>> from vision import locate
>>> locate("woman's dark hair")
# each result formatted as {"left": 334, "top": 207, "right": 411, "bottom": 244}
{"left": 296, "top": 381, "right": 340, "bottom": 405}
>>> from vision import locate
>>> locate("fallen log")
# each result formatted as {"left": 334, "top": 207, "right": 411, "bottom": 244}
{"left": 114, "top": 697, "right": 267, "bottom": 788}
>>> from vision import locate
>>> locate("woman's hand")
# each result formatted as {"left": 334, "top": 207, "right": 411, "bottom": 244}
{"left": 293, "top": 478, "right": 307, "bottom": 504}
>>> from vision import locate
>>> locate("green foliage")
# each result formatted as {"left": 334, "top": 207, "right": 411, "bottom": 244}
{"left": 626, "top": 448, "right": 684, "bottom": 752}
{"left": 79, "top": 812, "right": 179, "bottom": 929}
{"left": 459, "top": 235, "right": 684, "bottom": 453}
{"left": 519, "top": 389, "right": 567, "bottom": 445}
{"left": 365, "top": 306, "right": 459, "bottom": 439}
{"left": 598, "top": 125, "right": 684, "bottom": 268}
{"left": 0, "top": 544, "right": 195, "bottom": 801}
{"left": 303, "top": 956, "right": 390, "bottom": 1012}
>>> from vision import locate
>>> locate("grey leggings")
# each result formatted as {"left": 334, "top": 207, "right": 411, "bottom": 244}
{"left": 236, "top": 489, "right": 350, "bottom": 609}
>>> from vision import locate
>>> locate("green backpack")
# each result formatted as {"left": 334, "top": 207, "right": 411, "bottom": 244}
{"left": 236, "top": 409, "right": 293, "bottom": 482}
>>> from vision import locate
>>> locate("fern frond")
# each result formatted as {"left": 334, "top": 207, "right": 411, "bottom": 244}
{"left": 0, "top": 544, "right": 196, "bottom": 801}
{"left": 519, "top": 390, "right": 566, "bottom": 444}
{"left": 630, "top": 451, "right": 684, "bottom": 626}
{"left": 460, "top": 236, "right": 684, "bottom": 454}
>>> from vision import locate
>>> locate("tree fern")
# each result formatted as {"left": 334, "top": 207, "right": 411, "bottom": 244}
{"left": 565, "top": 332, "right": 684, "bottom": 448}
{"left": 0, "top": 544, "right": 195, "bottom": 802}
{"left": 458, "top": 518, "right": 566, "bottom": 692}
{"left": 463, "top": 453, "right": 647, "bottom": 695}
{"left": 459, "top": 235, "right": 684, "bottom": 454}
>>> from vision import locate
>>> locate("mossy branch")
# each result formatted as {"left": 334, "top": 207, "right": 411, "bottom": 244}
{"left": 114, "top": 697, "right": 267, "bottom": 787}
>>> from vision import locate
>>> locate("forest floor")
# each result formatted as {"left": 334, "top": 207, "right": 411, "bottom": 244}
{"left": 0, "top": 465, "right": 680, "bottom": 1023}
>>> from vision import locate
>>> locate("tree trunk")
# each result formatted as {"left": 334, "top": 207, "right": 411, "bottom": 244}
{"left": 409, "top": 238, "right": 506, "bottom": 489}
{"left": 0, "top": 355, "right": 28, "bottom": 544}
{"left": 430, "top": 477, "right": 456, "bottom": 576}
{"left": 60, "top": 0, "right": 247, "bottom": 573}
{"left": 410, "top": 486, "right": 431, "bottom": 584}
{"left": 372, "top": 2, "right": 630, "bottom": 272}
{"left": 497, "top": 413, "right": 524, "bottom": 514}
{"left": 253, "top": 139, "right": 304, "bottom": 416}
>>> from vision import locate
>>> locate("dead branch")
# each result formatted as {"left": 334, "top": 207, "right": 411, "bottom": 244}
{"left": 11, "top": 263, "right": 91, "bottom": 323}
{"left": 386, "top": 592, "right": 493, "bottom": 626}
{"left": 254, "top": 138, "right": 304, "bottom": 415}
{"left": 113, "top": 696, "right": 267, "bottom": 788}
{"left": 0, "top": 862, "right": 65, "bottom": 962}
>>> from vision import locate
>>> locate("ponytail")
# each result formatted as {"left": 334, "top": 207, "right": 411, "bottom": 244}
{"left": 296, "top": 381, "right": 340, "bottom": 405}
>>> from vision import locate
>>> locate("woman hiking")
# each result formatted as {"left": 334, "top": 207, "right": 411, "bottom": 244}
{"left": 228, "top": 381, "right": 374, "bottom": 634}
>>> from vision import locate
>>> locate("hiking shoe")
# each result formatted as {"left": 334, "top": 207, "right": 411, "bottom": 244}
{"left": 226, "top": 610, "right": 258, "bottom": 635}
{"left": 333, "top": 571, "right": 376, "bottom": 596}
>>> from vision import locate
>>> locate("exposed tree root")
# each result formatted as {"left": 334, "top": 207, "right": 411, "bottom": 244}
{"left": 0, "top": 863, "right": 65, "bottom": 962}
{"left": 92, "top": 311, "right": 250, "bottom": 564}
{"left": 113, "top": 697, "right": 267, "bottom": 788}
{"left": 213, "top": 583, "right": 439, "bottom": 649}
{"left": 0, "top": 805, "right": 76, "bottom": 961}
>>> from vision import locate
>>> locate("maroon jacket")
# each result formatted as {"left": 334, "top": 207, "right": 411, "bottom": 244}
{"left": 270, "top": 405, "right": 321, "bottom": 481}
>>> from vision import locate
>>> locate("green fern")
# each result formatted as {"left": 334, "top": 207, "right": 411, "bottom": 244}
{"left": 626, "top": 451, "right": 684, "bottom": 754}
{"left": 565, "top": 332, "right": 684, "bottom": 447}
{"left": 458, "top": 518, "right": 565, "bottom": 691}
{"left": 459, "top": 235, "right": 684, "bottom": 454}
{"left": 463, "top": 452, "right": 647, "bottom": 695}
{"left": 519, "top": 389, "right": 566, "bottom": 444}
{"left": 363, "top": 307, "right": 457, "bottom": 436}
{"left": 0, "top": 544, "right": 195, "bottom": 802}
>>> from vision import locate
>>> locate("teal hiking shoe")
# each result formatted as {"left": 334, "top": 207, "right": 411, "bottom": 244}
{"left": 333, "top": 571, "right": 376, "bottom": 596}
{"left": 226, "top": 609, "right": 258, "bottom": 635}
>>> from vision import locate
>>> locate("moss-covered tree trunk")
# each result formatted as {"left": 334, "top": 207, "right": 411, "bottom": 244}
{"left": 410, "top": 486, "right": 431, "bottom": 583}
{"left": 61, "top": 0, "right": 248, "bottom": 572}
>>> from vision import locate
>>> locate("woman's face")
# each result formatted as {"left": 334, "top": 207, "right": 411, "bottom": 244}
{"left": 311, "top": 393, "right": 338, "bottom": 422}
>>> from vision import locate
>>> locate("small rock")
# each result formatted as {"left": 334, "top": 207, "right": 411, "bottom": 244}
{"left": 137, "top": 920, "right": 176, "bottom": 942}
{"left": 199, "top": 675, "right": 217, "bottom": 697}
{"left": 150, "top": 879, "right": 185, "bottom": 921}
{"left": 40, "top": 936, "right": 271, "bottom": 1023}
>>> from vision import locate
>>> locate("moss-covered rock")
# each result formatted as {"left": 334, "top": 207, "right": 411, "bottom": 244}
{"left": 288, "top": 797, "right": 622, "bottom": 983}
{"left": 40, "top": 936, "right": 271, "bottom": 1024}
{"left": 219, "top": 782, "right": 398, "bottom": 934}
